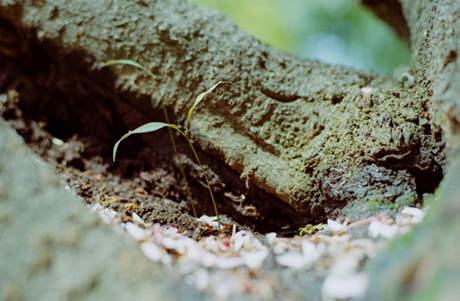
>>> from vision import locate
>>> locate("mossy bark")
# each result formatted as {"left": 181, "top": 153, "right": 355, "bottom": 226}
{"left": 0, "top": 0, "right": 458, "bottom": 299}
{"left": 0, "top": 0, "right": 446, "bottom": 233}
{"left": 364, "top": 0, "right": 460, "bottom": 299}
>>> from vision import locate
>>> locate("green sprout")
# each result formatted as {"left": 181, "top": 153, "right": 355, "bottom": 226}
{"left": 299, "top": 223, "right": 326, "bottom": 236}
{"left": 108, "top": 62, "right": 231, "bottom": 231}
{"left": 105, "top": 60, "right": 197, "bottom": 217}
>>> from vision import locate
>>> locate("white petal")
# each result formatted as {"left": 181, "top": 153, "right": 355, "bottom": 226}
{"left": 248, "top": 236, "right": 264, "bottom": 250}
{"left": 330, "top": 256, "right": 359, "bottom": 276}
{"left": 327, "top": 219, "right": 343, "bottom": 232}
{"left": 401, "top": 207, "right": 424, "bottom": 223}
{"left": 233, "top": 230, "right": 250, "bottom": 252}
{"left": 97, "top": 211, "right": 111, "bottom": 224}
{"left": 301, "top": 240, "right": 320, "bottom": 263}
{"left": 164, "top": 226, "right": 179, "bottom": 236}
{"left": 322, "top": 272, "right": 369, "bottom": 299}
{"left": 125, "top": 222, "right": 146, "bottom": 241}
{"left": 100, "top": 208, "right": 118, "bottom": 220}
{"left": 215, "top": 257, "right": 244, "bottom": 269}
{"left": 276, "top": 251, "right": 308, "bottom": 269}
{"left": 198, "top": 215, "right": 219, "bottom": 229}
{"left": 241, "top": 248, "right": 269, "bottom": 269}
{"left": 378, "top": 224, "right": 398, "bottom": 238}
{"left": 194, "top": 269, "right": 210, "bottom": 291}
{"left": 140, "top": 242, "right": 163, "bottom": 262}
{"left": 266, "top": 232, "right": 277, "bottom": 244}
{"left": 90, "top": 203, "right": 103, "bottom": 211}
{"left": 162, "top": 236, "right": 196, "bottom": 255}
{"left": 132, "top": 212, "right": 144, "bottom": 224}
{"left": 161, "top": 254, "right": 172, "bottom": 265}
{"left": 368, "top": 221, "right": 398, "bottom": 239}
{"left": 52, "top": 137, "right": 64, "bottom": 146}
{"left": 368, "top": 221, "right": 381, "bottom": 238}
{"left": 162, "top": 237, "right": 182, "bottom": 252}
{"left": 273, "top": 242, "right": 288, "bottom": 255}
{"left": 361, "top": 87, "right": 373, "bottom": 94}
{"left": 201, "top": 251, "right": 218, "bottom": 267}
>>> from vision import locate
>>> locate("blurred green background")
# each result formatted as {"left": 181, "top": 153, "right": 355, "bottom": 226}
{"left": 188, "top": 0, "right": 410, "bottom": 75}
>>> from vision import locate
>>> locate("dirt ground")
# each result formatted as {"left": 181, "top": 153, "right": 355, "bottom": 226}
{"left": 0, "top": 88, "right": 249, "bottom": 239}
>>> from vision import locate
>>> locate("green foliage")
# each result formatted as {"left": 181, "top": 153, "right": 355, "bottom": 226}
{"left": 113, "top": 122, "right": 178, "bottom": 162}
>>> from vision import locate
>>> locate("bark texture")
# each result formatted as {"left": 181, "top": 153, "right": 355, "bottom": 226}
{"left": 0, "top": 0, "right": 459, "bottom": 300}
{"left": 0, "top": 118, "right": 201, "bottom": 301}
{"left": 364, "top": 0, "right": 460, "bottom": 299}
{"left": 0, "top": 0, "right": 445, "bottom": 233}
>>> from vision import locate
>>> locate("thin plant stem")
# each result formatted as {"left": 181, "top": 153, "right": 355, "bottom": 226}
{"left": 168, "top": 128, "right": 197, "bottom": 217}
{"left": 159, "top": 94, "right": 197, "bottom": 217}
{"left": 184, "top": 135, "right": 221, "bottom": 231}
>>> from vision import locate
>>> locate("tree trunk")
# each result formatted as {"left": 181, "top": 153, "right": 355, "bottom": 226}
{"left": 363, "top": 0, "right": 460, "bottom": 299}
{"left": 0, "top": 0, "right": 458, "bottom": 299}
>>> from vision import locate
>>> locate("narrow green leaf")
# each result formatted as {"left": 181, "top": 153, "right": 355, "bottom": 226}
{"left": 106, "top": 59, "right": 156, "bottom": 80}
{"left": 186, "top": 81, "right": 232, "bottom": 132}
{"left": 113, "top": 122, "right": 181, "bottom": 162}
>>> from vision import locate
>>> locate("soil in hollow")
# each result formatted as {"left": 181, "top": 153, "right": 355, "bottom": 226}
{"left": 0, "top": 87, "right": 248, "bottom": 239}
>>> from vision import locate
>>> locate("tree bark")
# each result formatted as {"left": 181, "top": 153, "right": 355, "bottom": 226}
{"left": 0, "top": 0, "right": 446, "bottom": 234}
{"left": 0, "top": 118, "right": 202, "bottom": 300}
{"left": 364, "top": 0, "right": 460, "bottom": 299}
{"left": 0, "top": 0, "right": 459, "bottom": 299}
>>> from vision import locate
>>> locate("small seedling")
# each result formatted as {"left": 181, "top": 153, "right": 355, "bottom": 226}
{"left": 109, "top": 64, "right": 231, "bottom": 231}
{"left": 105, "top": 60, "right": 197, "bottom": 217}
{"left": 299, "top": 223, "right": 326, "bottom": 236}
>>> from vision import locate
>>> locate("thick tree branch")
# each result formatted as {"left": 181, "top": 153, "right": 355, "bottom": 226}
{"left": 0, "top": 0, "right": 445, "bottom": 232}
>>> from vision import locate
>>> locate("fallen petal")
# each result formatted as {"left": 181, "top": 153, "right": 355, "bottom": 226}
{"left": 201, "top": 251, "right": 218, "bottom": 268}
{"left": 322, "top": 272, "right": 369, "bottom": 299}
{"left": 327, "top": 219, "right": 343, "bottom": 232}
{"left": 216, "top": 257, "right": 244, "bottom": 269}
{"left": 140, "top": 242, "right": 163, "bottom": 262}
{"left": 276, "top": 251, "right": 308, "bottom": 269}
{"left": 132, "top": 212, "right": 144, "bottom": 224}
{"left": 194, "top": 268, "right": 210, "bottom": 291}
{"left": 368, "top": 221, "right": 398, "bottom": 239}
{"left": 401, "top": 206, "right": 424, "bottom": 223}
{"left": 301, "top": 240, "right": 320, "bottom": 263}
{"left": 198, "top": 215, "right": 219, "bottom": 229}
{"left": 266, "top": 232, "right": 277, "bottom": 245}
{"left": 97, "top": 211, "right": 111, "bottom": 224}
{"left": 361, "top": 87, "right": 373, "bottom": 94}
{"left": 241, "top": 248, "right": 269, "bottom": 269}
{"left": 233, "top": 230, "right": 250, "bottom": 252}
{"left": 126, "top": 222, "right": 147, "bottom": 241}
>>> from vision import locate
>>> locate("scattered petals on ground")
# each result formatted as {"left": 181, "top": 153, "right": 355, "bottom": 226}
{"left": 89, "top": 203, "right": 425, "bottom": 300}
